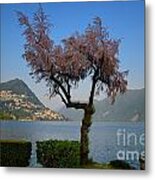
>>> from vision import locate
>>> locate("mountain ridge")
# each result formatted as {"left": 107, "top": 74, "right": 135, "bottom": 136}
{"left": 60, "top": 88, "right": 145, "bottom": 122}
{"left": 0, "top": 79, "right": 65, "bottom": 121}
{"left": 0, "top": 78, "right": 44, "bottom": 107}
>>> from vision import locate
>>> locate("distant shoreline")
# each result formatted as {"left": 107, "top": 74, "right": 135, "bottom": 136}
{"left": 0, "top": 119, "right": 144, "bottom": 123}
{"left": 0, "top": 119, "right": 69, "bottom": 122}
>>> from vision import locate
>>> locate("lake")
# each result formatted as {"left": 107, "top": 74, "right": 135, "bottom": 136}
{"left": 0, "top": 120, "right": 144, "bottom": 169}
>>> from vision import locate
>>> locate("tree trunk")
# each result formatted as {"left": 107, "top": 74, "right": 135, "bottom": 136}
{"left": 80, "top": 106, "right": 95, "bottom": 166}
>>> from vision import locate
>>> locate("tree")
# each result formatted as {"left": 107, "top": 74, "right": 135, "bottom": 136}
{"left": 17, "top": 6, "right": 128, "bottom": 166}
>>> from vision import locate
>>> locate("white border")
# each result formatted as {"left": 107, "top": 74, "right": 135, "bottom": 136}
{"left": 0, "top": 0, "right": 155, "bottom": 179}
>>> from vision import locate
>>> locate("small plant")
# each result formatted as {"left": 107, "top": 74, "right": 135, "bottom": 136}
{"left": 109, "top": 160, "right": 134, "bottom": 169}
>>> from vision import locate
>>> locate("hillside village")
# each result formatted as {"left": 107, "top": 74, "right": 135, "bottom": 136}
{"left": 0, "top": 90, "right": 64, "bottom": 121}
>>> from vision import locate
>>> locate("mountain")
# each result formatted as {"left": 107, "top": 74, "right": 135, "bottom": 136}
{"left": 0, "top": 79, "right": 44, "bottom": 107}
{"left": 60, "top": 88, "right": 145, "bottom": 122}
{"left": 0, "top": 79, "right": 65, "bottom": 121}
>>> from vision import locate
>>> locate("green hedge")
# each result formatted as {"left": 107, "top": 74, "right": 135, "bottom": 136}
{"left": 36, "top": 140, "right": 80, "bottom": 168}
{"left": 0, "top": 140, "right": 32, "bottom": 167}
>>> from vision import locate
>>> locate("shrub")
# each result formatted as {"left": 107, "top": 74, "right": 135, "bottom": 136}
{"left": 36, "top": 140, "right": 80, "bottom": 168}
{"left": 0, "top": 140, "right": 32, "bottom": 167}
{"left": 0, "top": 111, "right": 14, "bottom": 120}
{"left": 109, "top": 160, "right": 135, "bottom": 169}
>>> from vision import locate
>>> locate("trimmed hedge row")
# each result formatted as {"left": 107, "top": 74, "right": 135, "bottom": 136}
{"left": 36, "top": 140, "right": 80, "bottom": 168}
{"left": 0, "top": 140, "right": 32, "bottom": 167}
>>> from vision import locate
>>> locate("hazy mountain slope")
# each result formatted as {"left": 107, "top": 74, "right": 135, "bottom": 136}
{"left": 60, "top": 89, "right": 145, "bottom": 122}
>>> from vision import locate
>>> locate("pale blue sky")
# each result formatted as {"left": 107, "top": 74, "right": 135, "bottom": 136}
{"left": 0, "top": 1, "right": 145, "bottom": 111}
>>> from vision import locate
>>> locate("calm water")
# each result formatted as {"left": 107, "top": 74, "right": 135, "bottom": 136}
{"left": 0, "top": 120, "right": 144, "bottom": 169}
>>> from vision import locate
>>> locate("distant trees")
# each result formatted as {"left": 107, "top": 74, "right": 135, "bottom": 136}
{"left": 17, "top": 6, "right": 128, "bottom": 165}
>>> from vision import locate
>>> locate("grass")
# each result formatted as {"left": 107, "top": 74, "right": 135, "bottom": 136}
{"left": 83, "top": 162, "right": 112, "bottom": 169}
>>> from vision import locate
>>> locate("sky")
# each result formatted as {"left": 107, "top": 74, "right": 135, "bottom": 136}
{"left": 0, "top": 1, "right": 145, "bottom": 111}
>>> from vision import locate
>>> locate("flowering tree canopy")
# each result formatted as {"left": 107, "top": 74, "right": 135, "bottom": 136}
{"left": 17, "top": 7, "right": 128, "bottom": 109}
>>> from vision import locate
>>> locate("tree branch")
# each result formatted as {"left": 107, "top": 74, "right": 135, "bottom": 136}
{"left": 66, "top": 102, "right": 87, "bottom": 110}
{"left": 89, "top": 69, "right": 99, "bottom": 106}
{"left": 50, "top": 75, "right": 71, "bottom": 101}
{"left": 57, "top": 90, "right": 68, "bottom": 106}
{"left": 50, "top": 74, "right": 87, "bottom": 110}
